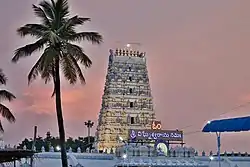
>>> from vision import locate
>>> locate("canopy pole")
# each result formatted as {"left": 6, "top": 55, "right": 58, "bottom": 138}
{"left": 216, "top": 132, "right": 221, "bottom": 167}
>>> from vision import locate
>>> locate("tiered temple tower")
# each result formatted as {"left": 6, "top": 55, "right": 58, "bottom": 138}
{"left": 96, "top": 47, "right": 156, "bottom": 153}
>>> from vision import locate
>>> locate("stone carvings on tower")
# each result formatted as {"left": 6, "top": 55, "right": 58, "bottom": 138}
{"left": 96, "top": 48, "right": 156, "bottom": 153}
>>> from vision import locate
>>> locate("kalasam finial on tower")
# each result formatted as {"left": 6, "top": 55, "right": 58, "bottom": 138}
{"left": 113, "top": 42, "right": 145, "bottom": 57}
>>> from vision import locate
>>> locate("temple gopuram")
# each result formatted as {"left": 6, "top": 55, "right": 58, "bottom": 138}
{"left": 96, "top": 46, "right": 156, "bottom": 153}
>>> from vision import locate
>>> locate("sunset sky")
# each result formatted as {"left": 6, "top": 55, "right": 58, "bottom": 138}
{"left": 1, "top": 0, "right": 250, "bottom": 153}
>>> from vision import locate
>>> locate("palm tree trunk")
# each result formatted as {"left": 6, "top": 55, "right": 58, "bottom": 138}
{"left": 55, "top": 59, "right": 68, "bottom": 167}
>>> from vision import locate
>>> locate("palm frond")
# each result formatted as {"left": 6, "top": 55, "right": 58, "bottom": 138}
{"left": 46, "top": 31, "right": 62, "bottom": 45}
{"left": 51, "top": 66, "right": 56, "bottom": 97}
{"left": 60, "top": 55, "right": 77, "bottom": 84}
{"left": 27, "top": 54, "right": 45, "bottom": 84}
{"left": 67, "top": 16, "right": 90, "bottom": 27}
{"left": 68, "top": 55, "right": 85, "bottom": 84}
{"left": 0, "top": 121, "right": 4, "bottom": 133}
{"left": 64, "top": 43, "right": 92, "bottom": 67}
{"left": 32, "top": 4, "right": 51, "bottom": 26}
{"left": 28, "top": 65, "right": 40, "bottom": 85}
{"left": 39, "top": 0, "right": 55, "bottom": 20}
{"left": 68, "top": 32, "right": 103, "bottom": 44}
{"left": 59, "top": 16, "right": 90, "bottom": 33}
{"left": 0, "top": 69, "right": 7, "bottom": 85}
{"left": 40, "top": 65, "right": 54, "bottom": 84}
{"left": 25, "top": 46, "right": 58, "bottom": 84}
{"left": 51, "top": 0, "right": 56, "bottom": 8}
{"left": 12, "top": 39, "right": 46, "bottom": 63}
{"left": 55, "top": 0, "right": 69, "bottom": 19}
{"left": 0, "top": 104, "right": 15, "bottom": 123}
{"left": 38, "top": 47, "right": 58, "bottom": 84}
{"left": 17, "top": 24, "right": 49, "bottom": 38}
{"left": 0, "top": 90, "right": 16, "bottom": 102}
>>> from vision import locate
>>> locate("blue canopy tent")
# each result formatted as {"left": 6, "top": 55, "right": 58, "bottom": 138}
{"left": 202, "top": 116, "right": 250, "bottom": 167}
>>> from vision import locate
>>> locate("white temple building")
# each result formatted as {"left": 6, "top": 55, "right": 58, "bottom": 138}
{"left": 1, "top": 145, "right": 250, "bottom": 167}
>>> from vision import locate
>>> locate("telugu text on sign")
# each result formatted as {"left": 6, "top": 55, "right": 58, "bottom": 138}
{"left": 151, "top": 121, "right": 162, "bottom": 130}
{"left": 128, "top": 129, "right": 183, "bottom": 141}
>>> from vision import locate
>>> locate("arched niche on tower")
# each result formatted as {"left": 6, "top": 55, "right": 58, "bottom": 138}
{"left": 136, "top": 114, "right": 140, "bottom": 124}
{"left": 134, "top": 100, "right": 138, "bottom": 108}
{"left": 105, "top": 128, "right": 111, "bottom": 134}
{"left": 116, "top": 116, "right": 121, "bottom": 122}
{"left": 144, "top": 117, "right": 149, "bottom": 125}
{"left": 127, "top": 114, "right": 131, "bottom": 124}
{"left": 122, "top": 110, "right": 126, "bottom": 115}
{"left": 104, "top": 134, "right": 110, "bottom": 142}
{"left": 106, "top": 111, "right": 111, "bottom": 117}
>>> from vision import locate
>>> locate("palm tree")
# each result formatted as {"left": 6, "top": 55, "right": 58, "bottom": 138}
{"left": 12, "top": 0, "right": 103, "bottom": 166}
{"left": 0, "top": 69, "right": 16, "bottom": 132}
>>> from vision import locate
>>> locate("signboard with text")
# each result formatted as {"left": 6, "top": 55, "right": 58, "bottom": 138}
{"left": 128, "top": 129, "right": 183, "bottom": 141}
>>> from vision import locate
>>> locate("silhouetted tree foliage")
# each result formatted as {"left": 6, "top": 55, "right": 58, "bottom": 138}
{"left": 13, "top": 0, "right": 102, "bottom": 166}
{"left": 0, "top": 68, "right": 16, "bottom": 132}
{"left": 17, "top": 132, "right": 95, "bottom": 152}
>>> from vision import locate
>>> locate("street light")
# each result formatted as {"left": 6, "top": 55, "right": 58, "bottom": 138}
{"left": 122, "top": 154, "right": 127, "bottom": 159}
{"left": 119, "top": 137, "right": 129, "bottom": 167}
{"left": 56, "top": 145, "right": 61, "bottom": 151}
{"left": 119, "top": 136, "right": 124, "bottom": 141}
{"left": 118, "top": 136, "right": 129, "bottom": 158}
{"left": 85, "top": 120, "right": 94, "bottom": 151}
